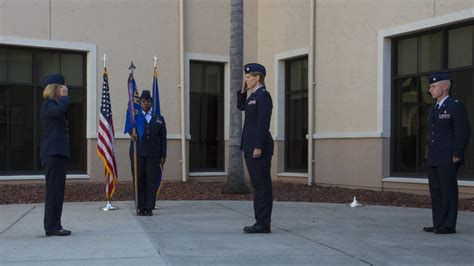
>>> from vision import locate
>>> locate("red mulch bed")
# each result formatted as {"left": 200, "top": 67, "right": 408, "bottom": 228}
{"left": 1, "top": 182, "right": 473, "bottom": 211}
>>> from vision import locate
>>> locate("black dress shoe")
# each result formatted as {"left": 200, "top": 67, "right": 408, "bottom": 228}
{"left": 45, "top": 229, "right": 71, "bottom": 237}
{"left": 243, "top": 223, "right": 258, "bottom": 232}
{"left": 423, "top": 226, "right": 435, "bottom": 232}
{"left": 434, "top": 227, "right": 456, "bottom": 234}
{"left": 243, "top": 224, "right": 271, "bottom": 234}
{"left": 145, "top": 209, "right": 153, "bottom": 216}
{"left": 137, "top": 209, "right": 146, "bottom": 216}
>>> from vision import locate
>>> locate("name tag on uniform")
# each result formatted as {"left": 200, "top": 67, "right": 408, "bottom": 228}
{"left": 439, "top": 113, "right": 451, "bottom": 119}
{"left": 156, "top": 118, "right": 163, "bottom": 124}
{"left": 248, "top": 100, "right": 256, "bottom": 105}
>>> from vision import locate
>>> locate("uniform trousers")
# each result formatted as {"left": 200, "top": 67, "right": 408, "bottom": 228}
{"left": 43, "top": 156, "right": 67, "bottom": 233}
{"left": 137, "top": 156, "right": 159, "bottom": 210}
{"left": 428, "top": 165, "right": 459, "bottom": 229}
{"left": 244, "top": 151, "right": 273, "bottom": 226}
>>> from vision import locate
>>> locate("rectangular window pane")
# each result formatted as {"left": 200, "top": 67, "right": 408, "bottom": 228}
{"left": 285, "top": 57, "right": 308, "bottom": 172}
{"left": 399, "top": 77, "right": 418, "bottom": 104}
{"left": 0, "top": 49, "right": 7, "bottom": 82}
{"left": 286, "top": 93, "right": 308, "bottom": 171}
{"left": 9, "top": 86, "right": 34, "bottom": 171}
{"left": 419, "top": 32, "right": 442, "bottom": 72}
{"left": 204, "top": 65, "right": 221, "bottom": 94}
{"left": 397, "top": 37, "right": 417, "bottom": 75}
{"left": 8, "top": 50, "right": 32, "bottom": 83}
{"left": 301, "top": 59, "right": 308, "bottom": 91}
{"left": 189, "top": 94, "right": 202, "bottom": 171}
{"left": 289, "top": 61, "right": 302, "bottom": 91}
{"left": 393, "top": 78, "right": 418, "bottom": 173}
{"left": 189, "top": 62, "right": 224, "bottom": 172}
{"left": 450, "top": 71, "right": 474, "bottom": 178}
{"left": 418, "top": 76, "right": 433, "bottom": 172}
{"left": 0, "top": 86, "right": 7, "bottom": 171}
{"left": 419, "top": 76, "right": 434, "bottom": 105}
{"left": 448, "top": 26, "right": 473, "bottom": 68}
{"left": 66, "top": 88, "right": 86, "bottom": 172}
{"left": 35, "top": 88, "right": 43, "bottom": 170}
{"left": 190, "top": 63, "right": 203, "bottom": 93}
{"left": 36, "top": 52, "right": 60, "bottom": 84}
{"left": 61, "top": 54, "right": 83, "bottom": 86}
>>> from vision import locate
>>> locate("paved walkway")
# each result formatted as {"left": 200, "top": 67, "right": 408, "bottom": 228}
{"left": 1, "top": 201, "right": 473, "bottom": 265}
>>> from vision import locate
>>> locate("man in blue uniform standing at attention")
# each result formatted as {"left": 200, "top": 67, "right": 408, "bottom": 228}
{"left": 237, "top": 63, "right": 274, "bottom": 234}
{"left": 423, "top": 72, "right": 471, "bottom": 234}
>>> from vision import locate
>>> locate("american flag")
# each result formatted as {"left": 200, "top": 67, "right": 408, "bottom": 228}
{"left": 97, "top": 68, "right": 118, "bottom": 199}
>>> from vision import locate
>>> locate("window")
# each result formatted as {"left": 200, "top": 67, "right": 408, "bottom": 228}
{"left": 391, "top": 22, "right": 474, "bottom": 179}
{"left": 189, "top": 61, "right": 225, "bottom": 172}
{"left": 0, "top": 46, "right": 87, "bottom": 175}
{"left": 285, "top": 57, "right": 308, "bottom": 172}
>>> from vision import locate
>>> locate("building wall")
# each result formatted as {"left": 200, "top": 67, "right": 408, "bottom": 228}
{"left": 255, "top": 0, "right": 474, "bottom": 196}
{"left": 0, "top": 0, "right": 50, "bottom": 40}
{"left": 1, "top": 0, "right": 473, "bottom": 195}
{"left": 314, "top": 0, "right": 435, "bottom": 133}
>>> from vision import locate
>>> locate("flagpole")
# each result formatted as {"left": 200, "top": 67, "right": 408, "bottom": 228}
{"left": 152, "top": 55, "right": 162, "bottom": 209}
{"left": 133, "top": 127, "right": 138, "bottom": 213}
{"left": 129, "top": 61, "right": 139, "bottom": 214}
{"left": 152, "top": 55, "right": 159, "bottom": 116}
{"left": 100, "top": 54, "right": 118, "bottom": 211}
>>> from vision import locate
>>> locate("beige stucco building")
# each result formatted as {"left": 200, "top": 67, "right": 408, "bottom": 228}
{"left": 1, "top": 0, "right": 473, "bottom": 196}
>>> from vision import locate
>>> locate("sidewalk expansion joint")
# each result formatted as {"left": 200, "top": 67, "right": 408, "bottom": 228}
{"left": 129, "top": 203, "right": 171, "bottom": 266}
{"left": 215, "top": 202, "right": 373, "bottom": 266}
{"left": 276, "top": 226, "right": 373, "bottom": 265}
{"left": 0, "top": 205, "right": 36, "bottom": 235}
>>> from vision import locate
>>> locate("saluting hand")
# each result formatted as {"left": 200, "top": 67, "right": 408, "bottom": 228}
{"left": 241, "top": 80, "right": 248, "bottom": 93}
{"left": 253, "top": 148, "right": 262, "bottom": 158}
{"left": 59, "top": 85, "right": 68, "bottom": 96}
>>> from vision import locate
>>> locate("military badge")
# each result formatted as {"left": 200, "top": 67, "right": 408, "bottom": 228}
{"left": 439, "top": 113, "right": 451, "bottom": 119}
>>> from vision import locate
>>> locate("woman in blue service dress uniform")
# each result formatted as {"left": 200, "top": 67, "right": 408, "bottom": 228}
{"left": 237, "top": 63, "right": 274, "bottom": 234}
{"left": 40, "top": 74, "right": 72, "bottom": 237}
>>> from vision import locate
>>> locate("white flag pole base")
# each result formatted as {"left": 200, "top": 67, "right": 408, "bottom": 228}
{"left": 100, "top": 201, "right": 119, "bottom": 211}
{"left": 349, "top": 197, "right": 362, "bottom": 208}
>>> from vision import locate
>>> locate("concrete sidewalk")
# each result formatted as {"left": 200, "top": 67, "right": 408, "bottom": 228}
{"left": 1, "top": 201, "right": 473, "bottom": 265}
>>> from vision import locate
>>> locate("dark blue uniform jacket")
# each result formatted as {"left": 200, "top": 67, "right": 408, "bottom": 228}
{"left": 40, "top": 96, "right": 70, "bottom": 163}
{"left": 237, "top": 86, "right": 274, "bottom": 154}
{"left": 427, "top": 97, "right": 471, "bottom": 166}
{"left": 136, "top": 114, "right": 167, "bottom": 158}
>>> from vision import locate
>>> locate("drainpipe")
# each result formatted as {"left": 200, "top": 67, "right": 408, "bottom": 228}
{"left": 308, "top": 0, "right": 316, "bottom": 185}
{"left": 179, "top": 0, "right": 187, "bottom": 182}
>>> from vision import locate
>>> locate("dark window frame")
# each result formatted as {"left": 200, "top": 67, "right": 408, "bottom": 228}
{"left": 391, "top": 21, "right": 474, "bottom": 179}
{"left": 284, "top": 56, "right": 309, "bottom": 173}
{"left": 0, "top": 45, "right": 87, "bottom": 175}
{"left": 189, "top": 60, "right": 225, "bottom": 172}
